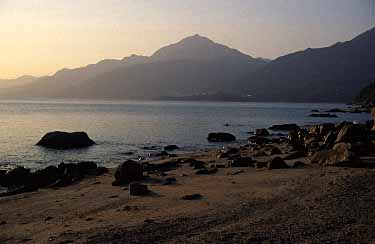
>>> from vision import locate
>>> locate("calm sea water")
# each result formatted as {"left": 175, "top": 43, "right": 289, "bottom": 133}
{"left": 0, "top": 100, "right": 371, "bottom": 169}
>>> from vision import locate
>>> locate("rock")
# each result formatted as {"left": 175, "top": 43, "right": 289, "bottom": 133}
{"left": 372, "top": 107, "right": 375, "bottom": 131}
{"left": 309, "top": 113, "right": 338, "bottom": 118}
{"left": 229, "top": 157, "right": 255, "bottom": 167}
{"left": 248, "top": 136, "right": 272, "bottom": 145}
{"left": 309, "top": 123, "right": 335, "bottom": 138}
{"left": 32, "top": 166, "right": 60, "bottom": 188}
{"left": 335, "top": 125, "right": 368, "bottom": 143}
{"left": 189, "top": 160, "right": 205, "bottom": 169}
{"left": 267, "top": 157, "right": 289, "bottom": 169}
{"left": 283, "top": 150, "right": 306, "bottom": 160}
{"left": 113, "top": 160, "right": 143, "bottom": 185}
{"left": 36, "top": 131, "right": 95, "bottom": 149}
{"left": 77, "top": 161, "right": 97, "bottom": 174}
{"left": 181, "top": 194, "right": 203, "bottom": 200}
{"left": 292, "top": 161, "right": 307, "bottom": 168}
{"left": 95, "top": 166, "right": 109, "bottom": 176}
{"left": 266, "top": 146, "right": 282, "bottom": 155}
{"left": 129, "top": 183, "right": 149, "bottom": 196}
{"left": 323, "top": 131, "right": 336, "bottom": 148}
{"left": 326, "top": 108, "right": 347, "bottom": 113}
{"left": 207, "top": 133, "right": 236, "bottom": 142}
{"left": 310, "top": 143, "right": 356, "bottom": 166}
{"left": 155, "top": 151, "right": 170, "bottom": 157}
{"left": 311, "top": 109, "right": 319, "bottom": 112}
{"left": 162, "top": 177, "right": 177, "bottom": 185}
{"left": 195, "top": 168, "right": 218, "bottom": 175}
{"left": 256, "top": 128, "right": 270, "bottom": 137}
{"left": 143, "top": 160, "right": 178, "bottom": 173}
{"left": 269, "top": 124, "right": 299, "bottom": 131}
{"left": 163, "top": 145, "right": 180, "bottom": 151}
{"left": 2, "top": 167, "right": 32, "bottom": 187}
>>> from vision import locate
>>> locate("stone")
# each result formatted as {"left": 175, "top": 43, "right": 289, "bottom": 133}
{"left": 2, "top": 166, "right": 32, "bottom": 187}
{"left": 163, "top": 145, "right": 180, "bottom": 151}
{"left": 181, "top": 194, "right": 203, "bottom": 200}
{"left": 129, "top": 183, "right": 149, "bottom": 196}
{"left": 335, "top": 125, "right": 368, "bottom": 143}
{"left": 207, "top": 133, "right": 236, "bottom": 142}
{"left": 32, "top": 166, "right": 60, "bottom": 188}
{"left": 114, "top": 160, "right": 143, "bottom": 185}
{"left": 310, "top": 143, "right": 356, "bottom": 166}
{"left": 256, "top": 128, "right": 270, "bottom": 137}
{"left": 267, "top": 157, "right": 289, "bottom": 169}
{"left": 36, "top": 131, "right": 95, "bottom": 149}
{"left": 229, "top": 157, "right": 255, "bottom": 167}
{"left": 269, "top": 124, "right": 299, "bottom": 131}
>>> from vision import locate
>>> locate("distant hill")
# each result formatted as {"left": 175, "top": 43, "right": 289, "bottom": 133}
{"left": 0, "top": 75, "right": 37, "bottom": 89}
{"left": 2, "top": 28, "right": 375, "bottom": 102}
{"left": 242, "top": 27, "right": 375, "bottom": 102}
{"left": 354, "top": 80, "right": 375, "bottom": 104}
{"left": 1, "top": 35, "right": 268, "bottom": 99}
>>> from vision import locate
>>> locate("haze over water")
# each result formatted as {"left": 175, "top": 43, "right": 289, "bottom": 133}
{"left": 0, "top": 99, "right": 370, "bottom": 170}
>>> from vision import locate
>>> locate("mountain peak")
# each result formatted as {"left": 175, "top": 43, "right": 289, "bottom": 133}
{"left": 151, "top": 34, "right": 251, "bottom": 62}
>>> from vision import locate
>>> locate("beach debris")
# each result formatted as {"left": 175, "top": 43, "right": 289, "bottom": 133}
{"left": 36, "top": 131, "right": 95, "bottom": 149}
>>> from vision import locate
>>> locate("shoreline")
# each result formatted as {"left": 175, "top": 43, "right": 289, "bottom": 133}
{"left": 1, "top": 118, "right": 375, "bottom": 243}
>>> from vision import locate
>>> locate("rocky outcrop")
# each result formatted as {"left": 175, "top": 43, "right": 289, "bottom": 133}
{"left": 36, "top": 131, "right": 95, "bottom": 149}
{"left": 269, "top": 124, "right": 299, "bottom": 131}
{"left": 207, "top": 133, "right": 236, "bottom": 142}
{"left": 256, "top": 128, "right": 270, "bottom": 137}
{"left": 267, "top": 157, "right": 289, "bottom": 169}
{"left": 310, "top": 143, "right": 356, "bottom": 166}
{"left": 113, "top": 160, "right": 143, "bottom": 185}
{"left": 163, "top": 145, "right": 180, "bottom": 151}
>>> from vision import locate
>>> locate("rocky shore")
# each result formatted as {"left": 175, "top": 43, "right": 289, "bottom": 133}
{"left": 1, "top": 113, "right": 375, "bottom": 243}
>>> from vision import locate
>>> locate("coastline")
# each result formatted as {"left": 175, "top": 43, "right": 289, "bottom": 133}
{"left": 1, "top": 117, "right": 375, "bottom": 243}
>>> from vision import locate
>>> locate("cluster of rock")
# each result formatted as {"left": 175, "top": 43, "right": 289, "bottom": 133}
{"left": 0, "top": 162, "right": 108, "bottom": 197}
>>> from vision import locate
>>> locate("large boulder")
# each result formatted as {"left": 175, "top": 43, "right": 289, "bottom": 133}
{"left": 335, "top": 125, "right": 368, "bottom": 144}
{"left": 1, "top": 167, "right": 32, "bottom": 187}
{"left": 310, "top": 143, "right": 356, "bottom": 166}
{"left": 207, "top": 133, "right": 236, "bottom": 142}
{"left": 267, "top": 157, "right": 289, "bottom": 169}
{"left": 113, "top": 160, "right": 143, "bottom": 185}
{"left": 269, "top": 124, "right": 299, "bottom": 131}
{"left": 256, "top": 128, "right": 270, "bottom": 137}
{"left": 32, "top": 166, "right": 60, "bottom": 188}
{"left": 36, "top": 131, "right": 95, "bottom": 149}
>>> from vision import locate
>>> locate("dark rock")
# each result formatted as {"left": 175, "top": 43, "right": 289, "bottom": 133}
{"left": 155, "top": 151, "right": 170, "bottom": 157}
{"left": 189, "top": 160, "right": 205, "bottom": 169}
{"left": 269, "top": 124, "right": 299, "bottom": 131}
{"left": 309, "top": 113, "right": 338, "bottom": 118}
{"left": 229, "top": 157, "right": 255, "bottom": 167}
{"left": 335, "top": 125, "right": 368, "bottom": 143}
{"left": 248, "top": 136, "right": 272, "bottom": 145}
{"left": 113, "top": 160, "right": 143, "bottom": 185}
{"left": 256, "top": 128, "right": 270, "bottom": 137}
{"left": 32, "top": 166, "right": 60, "bottom": 188}
{"left": 129, "top": 183, "right": 149, "bottom": 196}
{"left": 207, "top": 133, "right": 236, "bottom": 142}
{"left": 326, "top": 108, "right": 347, "bottom": 113}
{"left": 162, "top": 177, "right": 177, "bottom": 185}
{"left": 163, "top": 145, "right": 180, "bottom": 151}
{"left": 311, "top": 109, "right": 319, "bottom": 112}
{"left": 254, "top": 162, "right": 268, "bottom": 169}
{"left": 2, "top": 167, "right": 32, "bottom": 187}
{"left": 267, "top": 157, "right": 289, "bottom": 169}
{"left": 283, "top": 151, "right": 306, "bottom": 160}
{"left": 181, "top": 194, "right": 203, "bottom": 200}
{"left": 372, "top": 107, "right": 375, "bottom": 131}
{"left": 292, "top": 161, "right": 307, "bottom": 168}
{"left": 95, "top": 166, "right": 109, "bottom": 176}
{"left": 309, "top": 123, "right": 335, "bottom": 138}
{"left": 36, "top": 131, "right": 95, "bottom": 149}
{"left": 195, "top": 168, "right": 218, "bottom": 175}
{"left": 266, "top": 146, "right": 282, "bottom": 155}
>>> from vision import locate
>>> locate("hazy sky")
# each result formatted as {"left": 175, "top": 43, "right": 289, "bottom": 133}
{"left": 0, "top": 0, "right": 374, "bottom": 78}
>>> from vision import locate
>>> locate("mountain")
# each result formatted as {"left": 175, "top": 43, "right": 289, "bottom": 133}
{"left": 242, "top": 27, "right": 375, "bottom": 102}
{"left": 0, "top": 75, "right": 38, "bottom": 89}
{"left": 1, "top": 35, "right": 268, "bottom": 99}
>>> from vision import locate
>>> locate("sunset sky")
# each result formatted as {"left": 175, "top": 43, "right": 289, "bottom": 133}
{"left": 0, "top": 0, "right": 374, "bottom": 78}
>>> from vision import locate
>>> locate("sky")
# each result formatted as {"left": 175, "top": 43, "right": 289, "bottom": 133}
{"left": 0, "top": 0, "right": 374, "bottom": 78}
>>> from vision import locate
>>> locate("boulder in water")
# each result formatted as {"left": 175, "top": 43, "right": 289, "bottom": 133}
{"left": 36, "top": 131, "right": 95, "bottom": 149}
{"left": 207, "top": 133, "right": 236, "bottom": 142}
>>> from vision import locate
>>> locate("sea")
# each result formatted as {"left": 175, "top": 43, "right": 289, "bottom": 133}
{"left": 0, "top": 99, "right": 371, "bottom": 170}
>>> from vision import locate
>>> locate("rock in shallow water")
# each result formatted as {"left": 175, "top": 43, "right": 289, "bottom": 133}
{"left": 207, "top": 133, "right": 236, "bottom": 142}
{"left": 36, "top": 131, "right": 95, "bottom": 149}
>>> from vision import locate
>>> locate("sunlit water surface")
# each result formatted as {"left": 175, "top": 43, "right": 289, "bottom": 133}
{"left": 0, "top": 100, "right": 371, "bottom": 169}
